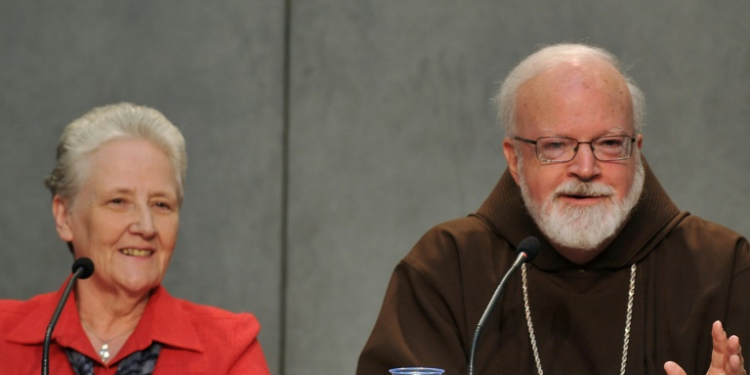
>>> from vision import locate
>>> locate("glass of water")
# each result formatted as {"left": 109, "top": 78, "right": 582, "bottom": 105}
{"left": 389, "top": 368, "right": 445, "bottom": 375}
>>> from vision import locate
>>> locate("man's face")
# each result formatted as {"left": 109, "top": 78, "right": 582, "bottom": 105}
{"left": 503, "top": 60, "right": 644, "bottom": 252}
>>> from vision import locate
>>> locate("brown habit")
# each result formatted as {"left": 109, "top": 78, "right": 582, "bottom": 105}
{"left": 357, "top": 163, "right": 750, "bottom": 375}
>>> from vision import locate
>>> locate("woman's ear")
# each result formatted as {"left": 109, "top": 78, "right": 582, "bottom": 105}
{"left": 52, "top": 195, "right": 74, "bottom": 242}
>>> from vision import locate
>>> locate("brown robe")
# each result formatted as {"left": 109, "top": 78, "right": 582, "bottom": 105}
{"left": 357, "top": 163, "right": 750, "bottom": 375}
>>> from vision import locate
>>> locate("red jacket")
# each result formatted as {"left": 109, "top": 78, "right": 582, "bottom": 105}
{"left": 0, "top": 281, "right": 270, "bottom": 374}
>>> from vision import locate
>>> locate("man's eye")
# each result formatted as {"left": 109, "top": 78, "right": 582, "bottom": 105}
{"left": 543, "top": 142, "right": 567, "bottom": 150}
{"left": 599, "top": 139, "right": 624, "bottom": 147}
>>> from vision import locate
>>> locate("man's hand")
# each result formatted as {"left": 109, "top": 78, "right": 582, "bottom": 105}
{"left": 664, "top": 321, "right": 746, "bottom": 375}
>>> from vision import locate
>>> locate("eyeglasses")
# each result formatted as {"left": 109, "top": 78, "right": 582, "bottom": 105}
{"left": 513, "top": 135, "right": 636, "bottom": 163}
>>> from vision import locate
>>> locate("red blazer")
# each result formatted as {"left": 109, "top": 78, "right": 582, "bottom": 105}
{"left": 0, "top": 281, "right": 270, "bottom": 374}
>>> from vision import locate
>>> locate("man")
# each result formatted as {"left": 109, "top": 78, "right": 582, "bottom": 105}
{"left": 357, "top": 44, "right": 750, "bottom": 375}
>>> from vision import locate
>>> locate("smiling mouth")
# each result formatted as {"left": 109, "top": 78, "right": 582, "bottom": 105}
{"left": 566, "top": 194, "right": 602, "bottom": 199}
{"left": 120, "top": 248, "right": 154, "bottom": 257}
{"left": 558, "top": 194, "right": 610, "bottom": 204}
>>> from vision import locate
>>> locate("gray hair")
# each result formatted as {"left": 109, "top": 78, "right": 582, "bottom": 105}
{"left": 45, "top": 102, "right": 187, "bottom": 204}
{"left": 494, "top": 43, "right": 646, "bottom": 137}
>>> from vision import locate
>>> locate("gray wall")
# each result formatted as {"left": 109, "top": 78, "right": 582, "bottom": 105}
{"left": 1, "top": 1, "right": 748, "bottom": 374}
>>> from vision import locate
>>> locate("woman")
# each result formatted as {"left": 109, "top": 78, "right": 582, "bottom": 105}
{"left": 0, "top": 103, "right": 271, "bottom": 374}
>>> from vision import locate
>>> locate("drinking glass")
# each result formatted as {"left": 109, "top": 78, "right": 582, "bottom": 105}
{"left": 389, "top": 367, "right": 445, "bottom": 375}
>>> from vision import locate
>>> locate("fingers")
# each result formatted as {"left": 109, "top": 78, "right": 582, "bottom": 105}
{"left": 711, "top": 321, "right": 747, "bottom": 375}
{"left": 728, "top": 355, "right": 747, "bottom": 375}
{"left": 667, "top": 321, "right": 746, "bottom": 375}
{"left": 727, "top": 335, "right": 743, "bottom": 359}
{"left": 710, "top": 321, "right": 730, "bottom": 370}
{"left": 664, "top": 361, "right": 688, "bottom": 375}
{"left": 728, "top": 335, "right": 746, "bottom": 375}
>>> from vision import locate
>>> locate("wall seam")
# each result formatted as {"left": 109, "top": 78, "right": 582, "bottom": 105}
{"left": 279, "top": 0, "right": 292, "bottom": 374}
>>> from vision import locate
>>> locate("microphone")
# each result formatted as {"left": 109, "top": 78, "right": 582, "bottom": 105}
{"left": 468, "top": 237, "right": 540, "bottom": 375}
{"left": 42, "top": 257, "right": 94, "bottom": 375}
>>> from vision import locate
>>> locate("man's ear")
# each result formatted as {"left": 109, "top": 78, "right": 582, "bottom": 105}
{"left": 52, "top": 195, "right": 74, "bottom": 242}
{"left": 503, "top": 137, "right": 521, "bottom": 185}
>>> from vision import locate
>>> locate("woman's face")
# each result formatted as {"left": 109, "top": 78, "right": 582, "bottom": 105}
{"left": 53, "top": 138, "right": 180, "bottom": 296}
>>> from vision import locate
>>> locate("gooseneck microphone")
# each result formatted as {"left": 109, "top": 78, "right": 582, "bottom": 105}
{"left": 42, "top": 257, "right": 94, "bottom": 375}
{"left": 468, "top": 237, "right": 540, "bottom": 375}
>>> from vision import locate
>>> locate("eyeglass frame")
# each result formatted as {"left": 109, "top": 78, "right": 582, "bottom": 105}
{"left": 513, "top": 135, "right": 637, "bottom": 164}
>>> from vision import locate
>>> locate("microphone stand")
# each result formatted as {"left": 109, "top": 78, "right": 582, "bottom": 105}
{"left": 467, "top": 253, "right": 527, "bottom": 375}
{"left": 468, "top": 236, "right": 539, "bottom": 375}
{"left": 42, "top": 258, "right": 94, "bottom": 375}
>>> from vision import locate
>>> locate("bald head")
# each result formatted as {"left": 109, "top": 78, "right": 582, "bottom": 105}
{"left": 515, "top": 58, "right": 635, "bottom": 137}
{"left": 495, "top": 44, "right": 645, "bottom": 137}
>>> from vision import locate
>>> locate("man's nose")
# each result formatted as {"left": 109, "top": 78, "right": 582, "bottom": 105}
{"left": 567, "top": 143, "right": 601, "bottom": 181}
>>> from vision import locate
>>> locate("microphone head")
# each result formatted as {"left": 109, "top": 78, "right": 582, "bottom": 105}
{"left": 72, "top": 257, "right": 95, "bottom": 279}
{"left": 517, "top": 236, "right": 540, "bottom": 262}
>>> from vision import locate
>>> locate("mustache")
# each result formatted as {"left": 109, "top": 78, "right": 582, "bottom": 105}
{"left": 554, "top": 180, "right": 615, "bottom": 198}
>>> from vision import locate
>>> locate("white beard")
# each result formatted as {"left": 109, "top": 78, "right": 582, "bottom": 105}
{"left": 519, "top": 155, "right": 645, "bottom": 251}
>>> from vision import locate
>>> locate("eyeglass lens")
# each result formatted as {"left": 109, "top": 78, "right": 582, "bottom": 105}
{"left": 537, "top": 136, "right": 632, "bottom": 162}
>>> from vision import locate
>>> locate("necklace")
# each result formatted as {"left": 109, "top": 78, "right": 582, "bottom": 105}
{"left": 521, "top": 263, "right": 636, "bottom": 375}
{"left": 81, "top": 322, "right": 134, "bottom": 362}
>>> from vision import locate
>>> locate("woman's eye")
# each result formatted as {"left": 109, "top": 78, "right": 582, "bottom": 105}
{"left": 155, "top": 201, "right": 172, "bottom": 210}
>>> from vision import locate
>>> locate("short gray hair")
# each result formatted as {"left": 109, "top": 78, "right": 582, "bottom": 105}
{"left": 494, "top": 43, "right": 645, "bottom": 136}
{"left": 45, "top": 102, "right": 187, "bottom": 204}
